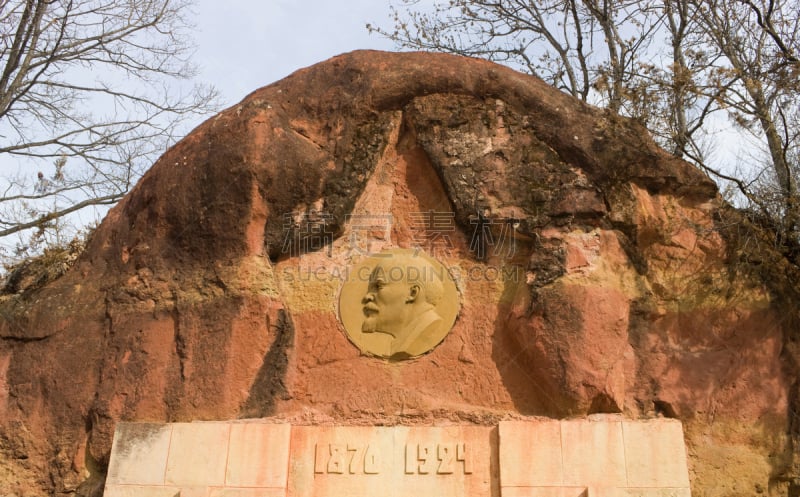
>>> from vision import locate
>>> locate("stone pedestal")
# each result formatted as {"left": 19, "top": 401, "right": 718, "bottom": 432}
{"left": 104, "top": 417, "right": 690, "bottom": 497}
{"left": 499, "top": 419, "right": 691, "bottom": 497}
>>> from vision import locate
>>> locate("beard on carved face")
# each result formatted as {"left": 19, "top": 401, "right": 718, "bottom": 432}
{"left": 362, "top": 314, "right": 377, "bottom": 333}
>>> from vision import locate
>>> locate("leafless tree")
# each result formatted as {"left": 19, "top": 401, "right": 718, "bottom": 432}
{"left": 687, "top": 0, "right": 799, "bottom": 243}
{"left": 371, "top": 0, "right": 800, "bottom": 260}
{"left": 368, "top": 1, "right": 707, "bottom": 149}
{"left": 0, "top": 0, "right": 217, "bottom": 258}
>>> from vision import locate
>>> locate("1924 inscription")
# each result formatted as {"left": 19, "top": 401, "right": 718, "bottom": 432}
{"left": 404, "top": 443, "right": 472, "bottom": 474}
{"left": 313, "top": 442, "right": 473, "bottom": 476}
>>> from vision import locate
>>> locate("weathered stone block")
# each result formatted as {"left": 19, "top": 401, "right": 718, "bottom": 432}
{"left": 499, "top": 420, "right": 563, "bottom": 487}
{"left": 209, "top": 489, "right": 287, "bottom": 497}
{"left": 165, "top": 423, "right": 231, "bottom": 487}
{"left": 501, "top": 487, "right": 587, "bottom": 497}
{"left": 498, "top": 419, "right": 691, "bottom": 497}
{"left": 560, "top": 419, "right": 626, "bottom": 487}
{"left": 226, "top": 423, "right": 291, "bottom": 488}
{"left": 622, "top": 420, "right": 690, "bottom": 488}
{"left": 103, "top": 485, "right": 180, "bottom": 497}
{"left": 106, "top": 423, "right": 173, "bottom": 486}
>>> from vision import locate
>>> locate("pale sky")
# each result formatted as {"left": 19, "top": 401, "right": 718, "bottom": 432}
{"left": 192, "top": 0, "right": 399, "bottom": 111}
{"left": 0, "top": 2, "right": 403, "bottom": 258}
{"left": 188, "top": 1, "right": 748, "bottom": 175}
{"left": 0, "top": 0, "right": 751, "bottom": 258}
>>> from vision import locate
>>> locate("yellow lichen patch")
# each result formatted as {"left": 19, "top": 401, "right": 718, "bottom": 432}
{"left": 234, "top": 255, "right": 282, "bottom": 298}
{"left": 274, "top": 253, "right": 346, "bottom": 314}
{"left": 684, "top": 417, "right": 791, "bottom": 497}
{"left": 558, "top": 228, "right": 640, "bottom": 299}
{"left": 625, "top": 184, "right": 773, "bottom": 315}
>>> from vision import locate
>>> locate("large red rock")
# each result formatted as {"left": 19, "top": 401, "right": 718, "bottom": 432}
{"left": 1, "top": 50, "right": 798, "bottom": 496}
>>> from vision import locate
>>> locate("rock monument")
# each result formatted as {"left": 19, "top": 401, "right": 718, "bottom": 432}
{"left": 1, "top": 50, "right": 798, "bottom": 497}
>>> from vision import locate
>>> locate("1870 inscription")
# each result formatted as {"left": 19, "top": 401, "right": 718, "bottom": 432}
{"left": 314, "top": 444, "right": 380, "bottom": 474}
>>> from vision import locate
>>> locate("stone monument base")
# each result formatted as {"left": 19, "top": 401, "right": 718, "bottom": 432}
{"left": 104, "top": 416, "right": 691, "bottom": 497}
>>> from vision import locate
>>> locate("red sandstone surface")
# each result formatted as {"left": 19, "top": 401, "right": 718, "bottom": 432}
{"left": 1, "top": 50, "right": 798, "bottom": 496}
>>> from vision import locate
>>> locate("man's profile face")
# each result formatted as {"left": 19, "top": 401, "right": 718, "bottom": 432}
{"left": 361, "top": 263, "right": 413, "bottom": 337}
{"left": 339, "top": 248, "right": 457, "bottom": 359}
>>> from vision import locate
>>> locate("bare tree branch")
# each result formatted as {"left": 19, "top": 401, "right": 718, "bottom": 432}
{"left": 0, "top": 0, "right": 219, "bottom": 255}
{"left": 374, "top": 0, "right": 800, "bottom": 261}
{"left": 0, "top": 192, "right": 121, "bottom": 237}
{"left": 739, "top": 0, "right": 799, "bottom": 63}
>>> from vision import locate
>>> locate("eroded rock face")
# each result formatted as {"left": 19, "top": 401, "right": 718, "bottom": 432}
{"left": 0, "top": 50, "right": 797, "bottom": 497}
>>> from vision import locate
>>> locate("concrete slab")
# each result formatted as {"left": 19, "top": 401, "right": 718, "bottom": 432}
{"left": 175, "top": 487, "right": 210, "bottom": 497}
{"left": 498, "top": 418, "right": 691, "bottom": 497}
{"left": 106, "top": 423, "right": 173, "bottom": 485}
{"left": 612, "top": 489, "right": 691, "bottom": 497}
{"left": 560, "top": 419, "right": 627, "bottom": 487}
{"left": 226, "top": 423, "right": 291, "bottom": 488}
{"left": 622, "top": 420, "right": 690, "bottom": 488}
{"left": 501, "top": 487, "right": 588, "bottom": 497}
{"left": 165, "top": 423, "right": 231, "bottom": 487}
{"left": 499, "top": 420, "right": 563, "bottom": 487}
{"left": 103, "top": 485, "right": 180, "bottom": 497}
{"left": 209, "top": 488, "right": 287, "bottom": 497}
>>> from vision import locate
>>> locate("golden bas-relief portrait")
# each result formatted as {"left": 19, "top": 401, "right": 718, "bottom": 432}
{"left": 339, "top": 249, "right": 460, "bottom": 360}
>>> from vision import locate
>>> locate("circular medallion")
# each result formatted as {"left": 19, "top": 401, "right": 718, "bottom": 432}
{"left": 338, "top": 249, "right": 459, "bottom": 360}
